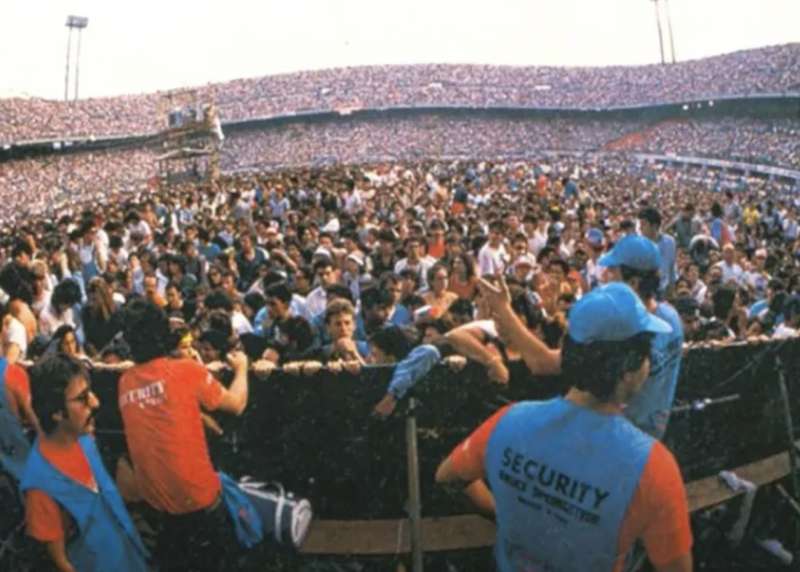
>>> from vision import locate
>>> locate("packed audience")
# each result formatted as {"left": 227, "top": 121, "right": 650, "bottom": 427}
{"left": 1, "top": 43, "right": 798, "bottom": 144}
{"left": 3, "top": 41, "right": 800, "bottom": 572}
{"left": 220, "top": 115, "right": 645, "bottom": 170}
{"left": 0, "top": 147, "right": 157, "bottom": 221}
{"left": 612, "top": 117, "right": 800, "bottom": 169}
{"left": 3, "top": 112, "right": 799, "bottom": 222}
{"left": 0, "top": 155, "right": 798, "bottom": 377}
{"left": 2, "top": 151, "right": 800, "bottom": 570}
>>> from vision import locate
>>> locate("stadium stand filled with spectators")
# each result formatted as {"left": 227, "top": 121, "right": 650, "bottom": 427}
{"left": 1, "top": 43, "right": 798, "bottom": 144}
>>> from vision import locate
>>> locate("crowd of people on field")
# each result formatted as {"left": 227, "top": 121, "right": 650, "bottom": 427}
{"left": 2, "top": 153, "right": 800, "bottom": 570}
{"left": 1, "top": 43, "right": 797, "bottom": 144}
{"left": 3, "top": 112, "right": 799, "bottom": 223}
{"left": 0, "top": 156, "right": 799, "bottom": 356}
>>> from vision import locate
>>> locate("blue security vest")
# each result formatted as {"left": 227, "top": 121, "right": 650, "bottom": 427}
{"left": 486, "top": 398, "right": 654, "bottom": 572}
{"left": 20, "top": 435, "right": 149, "bottom": 572}
{"left": 624, "top": 302, "right": 684, "bottom": 439}
{"left": 0, "top": 358, "right": 31, "bottom": 481}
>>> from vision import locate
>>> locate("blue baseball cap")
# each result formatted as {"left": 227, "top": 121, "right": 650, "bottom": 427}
{"left": 568, "top": 282, "right": 672, "bottom": 343}
{"left": 585, "top": 228, "right": 605, "bottom": 247}
{"left": 598, "top": 234, "right": 660, "bottom": 271}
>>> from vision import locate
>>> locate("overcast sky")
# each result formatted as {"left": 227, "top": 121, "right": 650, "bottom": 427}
{"left": 1, "top": 0, "right": 798, "bottom": 100}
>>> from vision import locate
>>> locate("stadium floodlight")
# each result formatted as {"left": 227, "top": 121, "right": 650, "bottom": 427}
{"left": 651, "top": 0, "right": 666, "bottom": 65}
{"left": 64, "top": 15, "right": 89, "bottom": 101}
{"left": 66, "top": 15, "right": 89, "bottom": 28}
{"left": 663, "top": 0, "right": 677, "bottom": 63}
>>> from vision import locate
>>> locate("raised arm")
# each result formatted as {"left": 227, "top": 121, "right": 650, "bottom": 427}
{"left": 477, "top": 277, "right": 561, "bottom": 376}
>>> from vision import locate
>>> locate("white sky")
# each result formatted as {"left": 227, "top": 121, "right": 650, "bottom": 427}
{"left": 1, "top": 0, "right": 798, "bottom": 100}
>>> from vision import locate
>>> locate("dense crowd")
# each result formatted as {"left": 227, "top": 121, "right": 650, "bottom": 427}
{"left": 1, "top": 43, "right": 798, "bottom": 144}
{"left": 220, "top": 115, "right": 641, "bottom": 170}
{"left": 0, "top": 147, "right": 156, "bottom": 221}
{"left": 3, "top": 113, "right": 799, "bottom": 222}
{"left": 2, "top": 151, "right": 800, "bottom": 570}
{"left": 0, "top": 156, "right": 798, "bottom": 372}
{"left": 2, "top": 43, "right": 800, "bottom": 572}
{"left": 612, "top": 117, "right": 800, "bottom": 169}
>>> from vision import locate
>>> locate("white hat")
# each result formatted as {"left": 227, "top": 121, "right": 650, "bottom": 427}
{"left": 321, "top": 218, "right": 341, "bottom": 233}
{"left": 514, "top": 254, "right": 537, "bottom": 269}
{"left": 346, "top": 252, "right": 364, "bottom": 267}
{"left": 313, "top": 247, "right": 332, "bottom": 260}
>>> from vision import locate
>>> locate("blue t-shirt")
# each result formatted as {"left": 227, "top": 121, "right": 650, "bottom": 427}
{"left": 624, "top": 302, "right": 684, "bottom": 439}
{"left": 710, "top": 218, "right": 724, "bottom": 244}
{"left": 656, "top": 234, "right": 677, "bottom": 296}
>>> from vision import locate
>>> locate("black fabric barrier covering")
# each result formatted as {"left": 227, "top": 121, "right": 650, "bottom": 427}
{"left": 90, "top": 337, "right": 800, "bottom": 523}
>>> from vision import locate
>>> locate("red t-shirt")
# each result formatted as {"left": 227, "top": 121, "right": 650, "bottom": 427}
{"left": 447, "top": 404, "right": 692, "bottom": 570}
{"left": 4, "top": 363, "right": 31, "bottom": 424}
{"left": 118, "top": 357, "right": 224, "bottom": 514}
{"left": 427, "top": 240, "right": 446, "bottom": 260}
{"left": 25, "top": 439, "right": 96, "bottom": 542}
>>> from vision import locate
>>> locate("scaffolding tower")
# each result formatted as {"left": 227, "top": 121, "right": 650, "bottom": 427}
{"left": 153, "top": 89, "right": 223, "bottom": 189}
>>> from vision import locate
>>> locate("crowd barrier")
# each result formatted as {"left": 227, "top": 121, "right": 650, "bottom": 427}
{"left": 80, "top": 337, "right": 800, "bottom": 569}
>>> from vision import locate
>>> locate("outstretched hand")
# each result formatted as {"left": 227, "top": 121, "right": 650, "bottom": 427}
{"left": 477, "top": 274, "right": 512, "bottom": 315}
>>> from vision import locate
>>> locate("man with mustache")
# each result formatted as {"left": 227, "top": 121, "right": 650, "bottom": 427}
{"left": 20, "top": 354, "right": 149, "bottom": 572}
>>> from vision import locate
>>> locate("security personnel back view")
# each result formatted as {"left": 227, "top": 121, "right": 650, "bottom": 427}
{"left": 436, "top": 282, "right": 692, "bottom": 572}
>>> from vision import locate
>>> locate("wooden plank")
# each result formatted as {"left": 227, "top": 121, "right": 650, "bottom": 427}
{"left": 299, "top": 516, "right": 495, "bottom": 555}
{"left": 421, "top": 516, "right": 496, "bottom": 551}
{"left": 300, "top": 519, "right": 410, "bottom": 555}
{"left": 686, "top": 449, "right": 791, "bottom": 511}
{"left": 301, "top": 448, "right": 798, "bottom": 555}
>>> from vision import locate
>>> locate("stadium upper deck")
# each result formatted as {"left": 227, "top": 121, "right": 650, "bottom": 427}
{"left": 1, "top": 44, "right": 798, "bottom": 145}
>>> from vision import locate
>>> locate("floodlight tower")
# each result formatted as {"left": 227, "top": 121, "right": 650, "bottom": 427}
{"left": 64, "top": 15, "right": 89, "bottom": 101}
{"left": 651, "top": 0, "right": 666, "bottom": 65}
{"left": 664, "top": 0, "right": 677, "bottom": 63}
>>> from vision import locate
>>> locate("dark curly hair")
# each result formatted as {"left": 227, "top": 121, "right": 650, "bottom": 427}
{"left": 51, "top": 279, "right": 83, "bottom": 314}
{"left": 561, "top": 332, "right": 653, "bottom": 402}
{"left": 123, "top": 299, "right": 172, "bottom": 363}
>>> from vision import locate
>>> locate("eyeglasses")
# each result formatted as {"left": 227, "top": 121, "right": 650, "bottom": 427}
{"left": 68, "top": 387, "right": 94, "bottom": 407}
